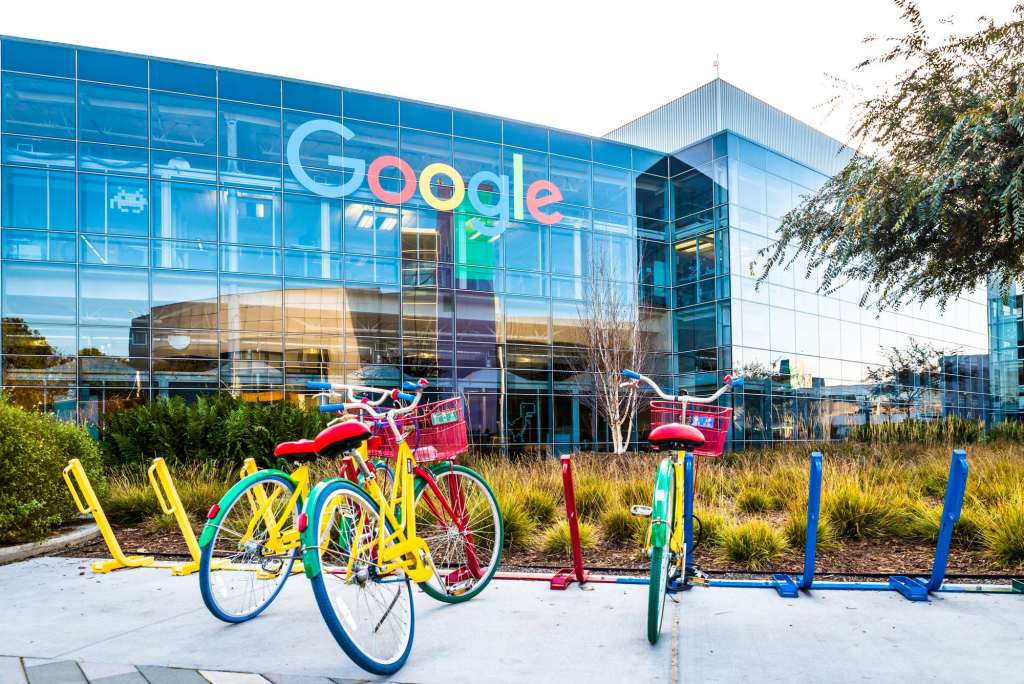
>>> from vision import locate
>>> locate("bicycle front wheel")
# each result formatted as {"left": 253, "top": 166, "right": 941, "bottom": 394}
{"left": 199, "top": 472, "right": 299, "bottom": 623}
{"left": 414, "top": 463, "right": 503, "bottom": 603}
{"left": 306, "top": 480, "right": 414, "bottom": 675}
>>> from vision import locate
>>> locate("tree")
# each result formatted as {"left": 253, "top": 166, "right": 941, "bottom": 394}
{"left": 758, "top": 2, "right": 1024, "bottom": 310}
{"left": 576, "top": 253, "right": 649, "bottom": 454}
{"left": 865, "top": 338, "right": 956, "bottom": 418}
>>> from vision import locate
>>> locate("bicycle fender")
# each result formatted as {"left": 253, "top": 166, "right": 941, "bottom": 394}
{"left": 649, "top": 458, "right": 674, "bottom": 548}
{"left": 198, "top": 468, "right": 295, "bottom": 548}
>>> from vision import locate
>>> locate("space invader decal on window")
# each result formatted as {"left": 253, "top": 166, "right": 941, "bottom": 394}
{"left": 109, "top": 187, "right": 147, "bottom": 214}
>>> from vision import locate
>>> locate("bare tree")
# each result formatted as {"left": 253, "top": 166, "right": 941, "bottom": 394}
{"left": 575, "top": 252, "right": 649, "bottom": 454}
{"left": 865, "top": 338, "right": 957, "bottom": 420}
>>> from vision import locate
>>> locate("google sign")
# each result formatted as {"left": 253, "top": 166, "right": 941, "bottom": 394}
{"left": 287, "top": 119, "right": 563, "bottom": 238}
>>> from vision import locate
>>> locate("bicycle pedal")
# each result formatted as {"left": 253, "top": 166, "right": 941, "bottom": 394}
{"left": 630, "top": 505, "right": 652, "bottom": 518}
{"left": 448, "top": 580, "right": 473, "bottom": 596}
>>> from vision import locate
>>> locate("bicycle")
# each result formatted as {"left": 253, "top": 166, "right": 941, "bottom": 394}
{"left": 196, "top": 382, "right": 398, "bottom": 623}
{"left": 620, "top": 369, "right": 742, "bottom": 645}
{"left": 298, "top": 381, "right": 503, "bottom": 674}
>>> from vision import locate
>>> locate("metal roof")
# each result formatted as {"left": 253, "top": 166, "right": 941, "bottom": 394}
{"left": 605, "top": 79, "right": 854, "bottom": 176}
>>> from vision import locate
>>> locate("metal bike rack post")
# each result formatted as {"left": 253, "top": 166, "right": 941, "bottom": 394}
{"left": 148, "top": 457, "right": 219, "bottom": 576}
{"left": 62, "top": 458, "right": 166, "bottom": 573}
{"left": 550, "top": 454, "right": 588, "bottom": 590}
{"left": 770, "top": 451, "right": 822, "bottom": 598}
{"left": 889, "top": 449, "right": 968, "bottom": 601}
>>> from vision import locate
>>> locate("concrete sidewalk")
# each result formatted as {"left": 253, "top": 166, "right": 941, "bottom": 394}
{"left": 1, "top": 557, "right": 1021, "bottom": 683}
{"left": 0, "top": 557, "right": 671, "bottom": 683}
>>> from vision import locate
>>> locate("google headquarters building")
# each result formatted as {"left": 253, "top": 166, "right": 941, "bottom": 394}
{"left": 0, "top": 36, "right": 1020, "bottom": 452}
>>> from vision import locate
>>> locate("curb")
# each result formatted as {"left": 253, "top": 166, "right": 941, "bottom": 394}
{"left": 0, "top": 523, "right": 101, "bottom": 566}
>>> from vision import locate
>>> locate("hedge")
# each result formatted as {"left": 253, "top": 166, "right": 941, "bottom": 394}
{"left": 0, "top": 400, "right": 104, "bottom": 543}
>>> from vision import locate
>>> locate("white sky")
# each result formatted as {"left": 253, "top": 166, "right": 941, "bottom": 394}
{"left": 1, "top": 1, "right": 1017, "bottom": 146}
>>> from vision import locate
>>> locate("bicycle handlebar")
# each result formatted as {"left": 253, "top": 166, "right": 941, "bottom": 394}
{"left": 311, "top": 379, "right": 429, "bottom": 442}
{"left": 619, "top": 369, "right": 743, "bottom": 404}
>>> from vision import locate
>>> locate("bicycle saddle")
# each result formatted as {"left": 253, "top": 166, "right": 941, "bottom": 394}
{"left": 274, "top": 421, "right": 372, "bottom": 460}
{"left": 648, "top": 422, "right": 706, "bottom": 452}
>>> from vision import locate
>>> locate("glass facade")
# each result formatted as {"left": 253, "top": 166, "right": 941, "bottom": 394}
{"left": 989, "top": 283, "right": 1023, "bottom": 419}
{"left": 0, "top": 37, "right": 1006, "bottom": 451}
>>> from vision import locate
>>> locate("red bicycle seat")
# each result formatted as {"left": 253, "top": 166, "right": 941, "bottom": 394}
{"left": 274, "top": 439, "right": 317, "bottom": 460}
{"left": 648, "top": 423, "right": 706, "bottom": 452}
{"left": 312, "top": 421, "right": 372, "bottom": 458}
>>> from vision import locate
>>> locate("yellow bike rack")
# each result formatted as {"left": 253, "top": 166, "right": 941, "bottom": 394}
{"left": 62, "top": 459, "right": 175, "bottom": 573}
{"left": 147, "top": 457, "right": 229, "bottom": 576}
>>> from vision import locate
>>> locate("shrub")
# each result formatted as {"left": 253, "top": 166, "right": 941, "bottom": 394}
{"left": 620, "top": 478, "right": 654, "bottom": 507}
{"left": 600, "top": 506, "right": 647, "bottom": 546}
{"left": 716, "top": 519, "right": 788, "bottom": 570}
{"left": 521, "top": 488, "right": 560, "bottom": 526}
{"left": 897, "top": 500, "right": 986, "bottom": 548}
{"left": 982, "top": 490, "right": 1024, "bottom": 569}
{"left": 495, "top": 494, "right": 537, "bottom": 550}
{"left": 541, "top": 519, "right": 597, "bottom": 555}
{"left": 823, "top": 480, "right": 903, "bottom": 539}
{"left": 735, "top": 487, "right": 773, "bottom": 513}
{"left": 0, "top": 401, "right": 105, "bottom": 543}
{"left": 573, "top": 477, "right": 613, "bottom": 521}
{"left": 987, "top": 420, "right": 1024, "bottom": 443}
{"left": 694, "top": 509, "right": 730, "bottom": 546}
{"left": 781, "top": 508, "right": 839, "bottom": 552}
{"left": 846, "top": 418, "right": 984, "bottom": 445}
{"left": 100, "top": 394, "right": 330, "bottom": 469}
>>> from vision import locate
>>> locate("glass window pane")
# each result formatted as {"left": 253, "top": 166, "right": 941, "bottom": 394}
{"left": 80, "top": 234, "right": 149, "bottom": 266}
{"left": 150, "top": 59, "right": 216, "bottom": 97}
{"left": 78, "top": 142, "right": 148, "bottom": 175}
{"left": 220, "top": 102, "right": 281, "bottom": 162}
{"left": 2, "top": 261, "right": 76, "bottom": 324}
{"left": 78, "top": 50, "right": 147, "bottom": 87}
{"left": 549, "top": 156, "right": 590, "bottom": 207}
{"left": 151, "top": 239, "right": 217, "bottom": 270}
{"left": 453, "top": 111, "right": 500, "bottom": 142}
{"left": 78, "top": 82, "right": 148, "bottom": 146}
{"left": 504, "top": 222, "right": 546, "bottom": 271}
{"left": 80, "top": 266, "right": 149, "bottom": 325}
{"left": 1, "top": 39, "right": 75, "bottom": 77}
{"left": 219, "top": 71, "right": 280, "bottom": 106}
{"left": 283, "top": 81, "right": 340, "bottom": 115}
{"left": 550, "top": 227, "right": 589, "bottom": 277}
{"left": 151, "top": 92, "right": 217, "bottom": 155}
{"left": 79, "top": 174, "right": 149, "bottom": 237}
{"left": 152, "top": 181, "right": 216, "bottom": 241}
{"left": 2, "top": 229, "right": 75, "bottom": 261}
{"left": 151, "top": 149, "right": 217, "bottom": 183}
{"left": 220, "top": 274, "right": 283, "bottom": 332}
{"left": 151, "top": 270, "right": 218, "bottom": 329}
{"left": 221, "top": 244, "right": 281, "bottom": 275}
{"left": 284, "top": 194, "right": 342, "bottom": 251}
{"left": 2, "top": 135, "right": 75, "bottom": 168}
{"left": 592, "top": 164, "right": 630, "bottom": 213}
{"left": 400, "top": 101, "right": 451, "bottom": 134}
{"left": 344, "top": 203, "right": 398, "bottom": 257}
{"left": 220, "top": 189, "right": 281, "bottom": 246}
{"left": 284, "top": 250, "right": 342, "bottom": 280}
{"left": 1, "top": 73, "right": 76, "bottom": 138}
{"left": 1, "top": 167, "right": 75, "bottom": 230}
{"left": 344, "top": 91, "right": 398, "bottom": 125}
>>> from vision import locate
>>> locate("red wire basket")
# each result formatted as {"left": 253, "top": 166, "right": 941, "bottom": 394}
{"left": 649, "top": 400, "right": 732, "bottom": 457}
{"left": 366, "top": 397, "right": 468, "bottom": 463}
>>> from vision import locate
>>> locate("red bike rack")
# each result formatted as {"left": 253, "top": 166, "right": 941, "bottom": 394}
{"left": 549, "top": 454, "right": 588, "bottom": 589}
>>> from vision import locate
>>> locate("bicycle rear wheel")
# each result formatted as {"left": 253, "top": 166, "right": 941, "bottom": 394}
{"left": 647, "top": 466, "right": 675, "bottom": 645}
{"left": 305, "top": 480, "right": 414, "bottom": 675}
{"left": 199, "top": 472, "right": 299, "bottom": 623}
{"left": 414, "top": 463, "right": 503, "bottom": 603}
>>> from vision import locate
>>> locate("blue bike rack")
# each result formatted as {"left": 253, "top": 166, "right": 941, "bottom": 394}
{"left": 889, "top": 449, "right": 968, "bottom": 601}
{"left": 683, "top": 452, "right": 695, "bottom": 569}
{"left": 771, "top": 452, "right": 822, "bottom": 598}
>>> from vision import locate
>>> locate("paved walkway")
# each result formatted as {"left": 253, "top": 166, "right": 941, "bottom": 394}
{"left": 1, "top": 557, "right": 1021, "bottom": 683}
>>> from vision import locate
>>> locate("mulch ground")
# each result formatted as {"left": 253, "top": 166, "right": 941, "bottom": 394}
{"left": 58, "top": 522, "right": 1010, "bottom": 580}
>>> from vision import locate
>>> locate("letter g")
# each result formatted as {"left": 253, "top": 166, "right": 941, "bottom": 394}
{"left": 286, "top": 119, "right": 365, "bottom": 198}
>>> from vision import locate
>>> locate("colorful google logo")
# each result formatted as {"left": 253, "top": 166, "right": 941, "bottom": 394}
{"left": 287, "top": 119, "right": 563, "bottom": 238}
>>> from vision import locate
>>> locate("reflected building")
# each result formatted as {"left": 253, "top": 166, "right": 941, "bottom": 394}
{"left": 0, "top": 37, "right": 1004, "bottom": 452}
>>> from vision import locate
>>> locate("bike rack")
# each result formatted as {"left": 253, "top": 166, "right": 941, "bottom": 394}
{"left": 147, "top": 457, "right": 230, "bottom": 576}
{"left": 550, "top": 454, "right": 588, "bottom": 589}
{"left": 770, "top": 452, "right": 822, "bottom": 597}
{"left": 62, "top": 458, "right": 172, "bottom": 573}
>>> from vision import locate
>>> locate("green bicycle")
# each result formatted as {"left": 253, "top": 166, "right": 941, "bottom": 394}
{"left": 621, "top": 369, "right": 742, "bottom": 644}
